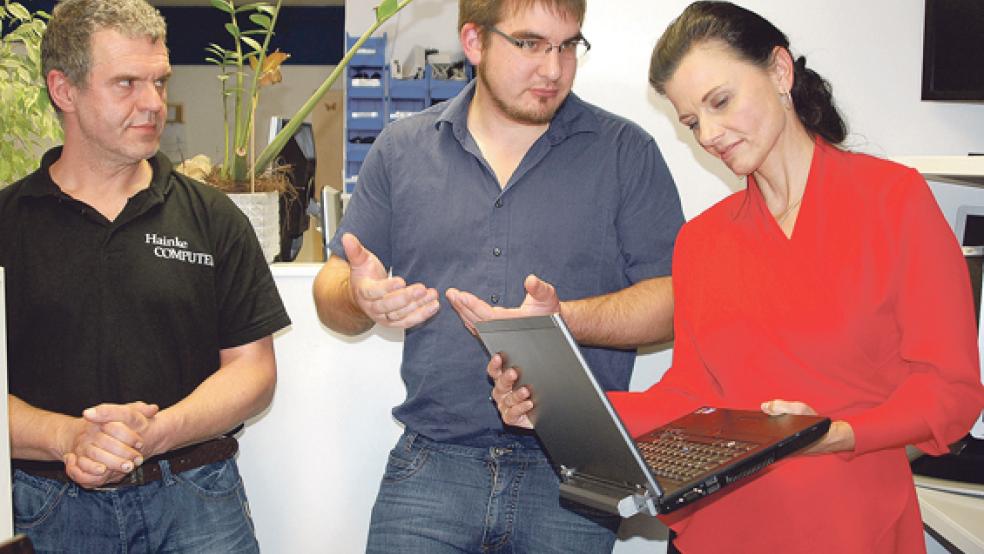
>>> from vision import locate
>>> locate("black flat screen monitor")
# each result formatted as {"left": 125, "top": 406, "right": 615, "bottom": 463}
{"left": 269, "top": 117, "right": 316, "bottom": 262}
{"left": 922, "top": 0, "right": 984, "bottom": 101}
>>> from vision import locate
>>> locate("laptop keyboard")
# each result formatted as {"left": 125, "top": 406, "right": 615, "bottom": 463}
{"left": 637, "top": 428, "right": 759, "bottom": 483}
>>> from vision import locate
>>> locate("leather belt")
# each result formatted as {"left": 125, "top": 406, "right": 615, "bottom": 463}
{"left": 12, "top": 436, "right": 238, "bottom": 489}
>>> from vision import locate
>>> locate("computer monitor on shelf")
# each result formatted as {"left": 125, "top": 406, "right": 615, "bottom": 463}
{"left": 956, "top": 206, "right": 984, "bottom": 438}
{"left": 268, "top": 116, "right": 317, "bottom": 262}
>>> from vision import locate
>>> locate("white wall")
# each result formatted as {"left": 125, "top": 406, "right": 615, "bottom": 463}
{"left": 577, "top": 0, "right": 984, "bottom": 218}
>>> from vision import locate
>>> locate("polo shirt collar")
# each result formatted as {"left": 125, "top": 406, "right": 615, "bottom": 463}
{"left": 18, "top": 147, "right": 174, "bottom": 203}
{"left": 436, "top": 79, "right": 599, "bottom": 145}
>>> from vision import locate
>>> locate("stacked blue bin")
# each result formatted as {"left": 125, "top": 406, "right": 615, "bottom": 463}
{"left": 345, "top": 33, "right": 387, "bottom": 193}
{"left": 386, "top": 60, "right": 427, "bottom": 125}
{"left": 345, "top": 34, "right": 474, "bottom": 193}
{"left": 426, "top": 63, "right": 474, "bottom": 105}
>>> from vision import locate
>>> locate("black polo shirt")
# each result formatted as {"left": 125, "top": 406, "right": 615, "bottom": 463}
{"left": 0, "top": 148, "right": 291, "bottom": 417}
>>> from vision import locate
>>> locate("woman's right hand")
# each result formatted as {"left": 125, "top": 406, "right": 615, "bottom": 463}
{"left": 487, "top": 354, "right": 534, "bottom": 429}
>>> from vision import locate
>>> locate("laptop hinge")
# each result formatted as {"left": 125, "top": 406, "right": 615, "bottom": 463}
{"left": 558, "top": 466, "right": 658, "bottom": 518}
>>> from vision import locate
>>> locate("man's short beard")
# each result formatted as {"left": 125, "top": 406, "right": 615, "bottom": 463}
{"left": 478, "top": 63, "right": 559, "bottom": 126}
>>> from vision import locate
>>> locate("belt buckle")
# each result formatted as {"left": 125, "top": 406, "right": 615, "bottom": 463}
{"left": 125, "top": 466, "right": 145, "bottom": 486}
{"left": 93, "top": 466, "right": 144, "bottom": 491}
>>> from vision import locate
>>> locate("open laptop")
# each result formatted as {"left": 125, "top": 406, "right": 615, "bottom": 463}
{"left": 475, "top": 314, "right": 830, "bottom": 517}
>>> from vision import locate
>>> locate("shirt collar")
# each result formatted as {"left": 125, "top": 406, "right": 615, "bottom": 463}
{"left": 435, "top": 79, "right": 599, "bottom": 145}
{"left": 18, "top": 147, "right": 174, "bottom": 202}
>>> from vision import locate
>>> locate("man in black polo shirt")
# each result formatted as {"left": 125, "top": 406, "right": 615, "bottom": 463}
{"left": 0, "top": 0, "right": 290, "bottom": 551}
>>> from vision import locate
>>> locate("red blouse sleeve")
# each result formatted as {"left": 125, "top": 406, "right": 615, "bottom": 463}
{"left": 843, "top": 170, "right": 984, "bottom": 457}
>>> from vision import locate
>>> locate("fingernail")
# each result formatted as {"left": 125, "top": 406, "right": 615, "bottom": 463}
{"left": 135, "top": 456, "right": 144, "bottom": 467}
{"left": 122, "top": 461, "right": 133, "bottom": 472}
{"left": 83, "top": 408, "right": 95, "bottom": 418}
{"left": 135, "top": 442, "right": 143, "bottom": 450}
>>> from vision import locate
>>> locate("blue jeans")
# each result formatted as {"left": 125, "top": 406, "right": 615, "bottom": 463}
{"left": 13, "top": 458, "right": 259, "bottom": 554}
{"left": 366, "top": 431, "right": 620, "bottom": 553}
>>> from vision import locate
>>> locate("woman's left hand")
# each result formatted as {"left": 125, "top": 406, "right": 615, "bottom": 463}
{"left": 761, "top": 399, "right": 856, "bottom": 455}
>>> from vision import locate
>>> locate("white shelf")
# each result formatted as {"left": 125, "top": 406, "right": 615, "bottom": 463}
{"left": 892, "top": 155, "right": 984, "bottom": 187}
{"left": 915, "top": 476, "right": 984, "bottom": 554}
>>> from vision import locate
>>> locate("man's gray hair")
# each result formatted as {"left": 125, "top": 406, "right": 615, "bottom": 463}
{"left": 41, "top": 0, "right": 167, "bottom": 89}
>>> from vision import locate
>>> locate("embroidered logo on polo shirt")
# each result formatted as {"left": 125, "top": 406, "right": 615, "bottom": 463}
{"left": 146, "top": 233, "right": 214, "bottom": 266}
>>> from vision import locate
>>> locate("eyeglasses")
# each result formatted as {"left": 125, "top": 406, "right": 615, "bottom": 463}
{"left": 487, "top": 26, "right": 591, "bottom": 59}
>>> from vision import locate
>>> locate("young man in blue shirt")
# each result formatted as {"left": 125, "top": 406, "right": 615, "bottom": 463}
{"left": 314, "top": 1, "right": 684, "bottom": 551}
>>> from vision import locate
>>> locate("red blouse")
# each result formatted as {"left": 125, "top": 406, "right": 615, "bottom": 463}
{"left": 609, "top": 139, "right": 984, "bottom": 553}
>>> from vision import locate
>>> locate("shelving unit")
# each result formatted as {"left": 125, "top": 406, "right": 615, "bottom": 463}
{"left": 345, "top": 33, "right": 387, "bottom": 193}
{"left": 386, "top": 68, "right": 427, "bottom": 124}
{"left": 426, "top": 63, "right": 474, "bottom": 105}
{"left": 344, "top": 33, "right": 474, "bottom": 194}
{"left": 892, "top": 155, "right": 984, "bottom": 187}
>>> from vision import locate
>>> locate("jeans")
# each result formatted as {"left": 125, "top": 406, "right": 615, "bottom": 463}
{"left": 13, "top": 457, "right": 259, "bottom": 554}
{"left": 366, "top": 431, "right": 620, "bottom": 553}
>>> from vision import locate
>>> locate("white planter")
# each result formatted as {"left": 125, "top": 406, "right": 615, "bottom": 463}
{"left": 228, "top": 191, "right": 280, "bottom": 263}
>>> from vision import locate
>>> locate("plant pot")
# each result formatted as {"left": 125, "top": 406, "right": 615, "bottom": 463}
{"left": 228, "top": 191, "right": 280, "bottom": 263}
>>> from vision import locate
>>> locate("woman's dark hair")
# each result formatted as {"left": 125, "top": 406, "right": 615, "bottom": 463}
{"left": 649, "top": 1, "right": 846, "bottom": 145}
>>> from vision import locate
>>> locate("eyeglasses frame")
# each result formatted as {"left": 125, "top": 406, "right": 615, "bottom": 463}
{"left": 486, "top": 26, "right": 591, "bottom": 59}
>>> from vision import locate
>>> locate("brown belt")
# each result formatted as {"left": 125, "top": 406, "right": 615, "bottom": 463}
{"left": 12, "top": 436, "right": 238, "bottom": 489}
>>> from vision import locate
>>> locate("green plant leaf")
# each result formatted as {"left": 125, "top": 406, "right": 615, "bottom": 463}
{"left": 224, "top": 22, "right": 240, "bottom": 39}
{"left": 240, "top": 35, "right": 262, "bottom": 53}
{"left": 375, "top": 0, "right": 399, "bottom": 22}
{"left": 249, "top": 14, "right": 272, "bottom": 29}
{"left": 7, "top": 3, "right": 30, "bottom": 22}
{"left": 255, "top": 4, "right": 276, "bottom": 16}
{"left": 209, "top": 0, "right": 234, "bottom": 14}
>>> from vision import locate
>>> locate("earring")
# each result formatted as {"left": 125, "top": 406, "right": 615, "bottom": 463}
{"left": 779, "top": 90, "right": 793, "bottom": 110}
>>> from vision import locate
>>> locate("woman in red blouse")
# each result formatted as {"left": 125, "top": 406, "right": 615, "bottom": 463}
{"left": 488, "top": 1, "right": 984, "bottom": 552}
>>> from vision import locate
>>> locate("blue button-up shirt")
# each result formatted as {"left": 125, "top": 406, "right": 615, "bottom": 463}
{"left": 330, "top": 81, "right": 683, "bottom": 443}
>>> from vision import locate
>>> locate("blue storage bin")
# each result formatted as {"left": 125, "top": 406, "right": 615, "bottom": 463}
{"left": 427, "top": 63, "right": 473, "bottom": 103}
{"left": 346, "top": 33, "right": 386, "bottom": 67}
{"left": 347, "top": 97, "right": 385, "bottom": 131}
{"left": 389, "top": 76, "right": 427, "bottom": 100}
{"left": 387, "top": 98, "right": 426, "bottom": 123}
{"left": 348, "top": 75, "right": 385, "bottom": 98}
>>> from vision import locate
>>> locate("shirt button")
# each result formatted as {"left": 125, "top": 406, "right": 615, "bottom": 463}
{"left": 495, "top": 199, "right": 504, "bottom": 208}
{"left": 490, "top": 294, "right": 500, "bottom": 304}
{"left": 492, "top": 247, "right": 502, "bottom": 257}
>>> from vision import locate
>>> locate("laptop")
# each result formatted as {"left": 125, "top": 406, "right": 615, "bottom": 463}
{"left": 475, "top": 314, "right": 831, "bottom": 517}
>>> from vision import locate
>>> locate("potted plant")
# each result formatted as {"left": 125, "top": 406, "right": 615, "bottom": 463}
{"left": 177, "top": 0, "right": 415, "bottom": 262}
{"left": 0, "top": 1, "right": 61, "bottom": 187}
